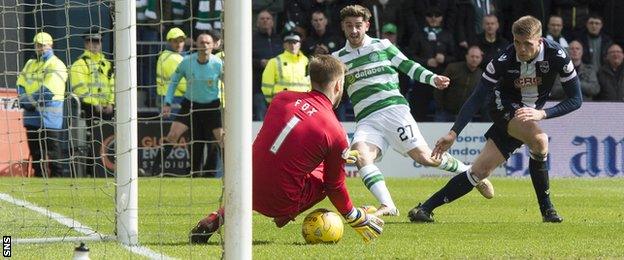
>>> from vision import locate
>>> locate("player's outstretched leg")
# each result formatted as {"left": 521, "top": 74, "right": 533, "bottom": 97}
{"left": 408, "top": 170, "right": 479, "bottom": 223}
{"left": 353, "top": 141, "right": 398, "bottom": 217}
{"left": 438, "top": 153, "right": 495, "bottom": 199}
{"left": 528, "top": 152, "right": 563, "bottom": 223}
{"left": 359, "top": 164, "right": 398, "bottom": 216}
{"left": 190, "top": 207, "right": 224, "bottom": 243}
{"left": 410, "top": 148, "right": 494, "bottom": 199}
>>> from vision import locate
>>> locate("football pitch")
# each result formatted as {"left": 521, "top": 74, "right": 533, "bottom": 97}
{"left": 1, "top": 177, "right": 623, "bottom": 259}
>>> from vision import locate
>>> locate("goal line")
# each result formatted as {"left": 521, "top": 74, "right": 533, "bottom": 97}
{"left": 0, "top": 193, "right": 172, "bottom": 259}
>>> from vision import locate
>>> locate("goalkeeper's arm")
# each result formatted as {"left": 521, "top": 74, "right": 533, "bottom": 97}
{"left": 343, "top": 207, "right": 384, "bottom": 243}
{"left": 323, "top": 148, "right": 384, "bottom": 242}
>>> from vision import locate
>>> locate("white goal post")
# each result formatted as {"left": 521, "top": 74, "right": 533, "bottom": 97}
{"left": 114, "top": 0, "right": 139, "bottom": 246}
{"left": 222, "top": 0, "right": 253, "bottom": 258}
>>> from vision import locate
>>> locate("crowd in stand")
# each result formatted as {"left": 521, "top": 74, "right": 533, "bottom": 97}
{"left": 134, "top": 0, "right": 624, "bottom": 122}
{"left": 249, "top": 0, "right": 624, "bottom": 122}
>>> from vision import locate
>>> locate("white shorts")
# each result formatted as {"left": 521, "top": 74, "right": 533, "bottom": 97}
{"left": 352, "top": 105, "right": 427, "bottom": 160}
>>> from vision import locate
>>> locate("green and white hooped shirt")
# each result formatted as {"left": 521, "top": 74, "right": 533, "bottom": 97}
{"left": 332, "top": 36, "right": 437, "bottom": 122}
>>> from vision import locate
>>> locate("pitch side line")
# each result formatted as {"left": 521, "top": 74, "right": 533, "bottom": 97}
{"left": 0, "top": 193, "right": 175, "bottom": 260}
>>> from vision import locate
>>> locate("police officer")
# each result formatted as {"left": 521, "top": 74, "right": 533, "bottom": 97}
{"left": 17, "top": 32, "right": 68, "bottom": 177}
{"left": 261, "top": 32, "right": 310, "bottom": 104}
{"left": 70, "top": 28, "right": 114, "bottom": 176}
{"left": 71, "top": 28, "right": 114, "bottom": 122}
{"left": 156, "top": 27, "right": 187, "bottom": 109}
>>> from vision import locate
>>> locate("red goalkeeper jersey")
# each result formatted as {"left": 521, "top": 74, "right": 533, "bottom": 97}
{"left": 253, "top": 90, "right": 353, "bottom": 217}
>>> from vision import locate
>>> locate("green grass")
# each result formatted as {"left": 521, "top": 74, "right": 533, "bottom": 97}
{"left": 1, "top": 177, "right": 623, "bottom": 259}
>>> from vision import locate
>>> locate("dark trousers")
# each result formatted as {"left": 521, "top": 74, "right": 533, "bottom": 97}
{"left": 182, "top": 100, "right": 222, "bottom": 177}
{"left": 26, "top": 126, "right": 65, "bottom": 177}
{"left": 81, "top": 103, "right": 114, "bottom": 177}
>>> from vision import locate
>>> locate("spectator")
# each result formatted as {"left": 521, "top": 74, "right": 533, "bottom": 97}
{"left": 553, "top": 0, "right": 590, "bottom": 39}
{"left": 408, "top": 6, "right": 457, "bottom": 121}
{"left": 195, "top": 0, "right": 223, "bottom": 32}
{"left": 546, "top": 15, "right": 569, "bottom": 50}
{"left": 596, "top": 44, "right": 624, "bottom": 102}
{"left": 473, "top": 14, "right": 508, "bottom": 68}
{"left": 70, "top": 29, "right": 115, "bottom": 176}
{"left": 495, "top": 0, "right": 514, "bottom": 41}
{"left": 363, "top": 0, "right": 418, "bottom": 49}
{"left": 136, "top": 0, "right": 163, "bottom": 106}
{"left": 550, "top": 40, "right": 600, "bottom": 101}
{"left": 578, "top": 14, "right": 613, "bottom": 69}
{"left": 434, "top": 46, "right": 487, "bottom": 122}
{"left": 261, "top": 32, "right": 310, "bottom": 104}
{"left": 311, "top": 0, "right": 353, "bottom": 35}
{"left": 16, "top": 32, "right": 68, "bottom": 177}
{"left": 472, "top": 0, "right": 496, "bottom": 34}
{"left": 253, "top": 10, "right": 283, "bottom": 120}
{"left": 455, "top": 0, "right": 477, "bottom": 54}
{"left": 380, "top": 23, "right": 395, "bottom": 41}
{"left": 302, "top": 10, "right": 344, "bottom": 56}
{"left": 410, "top": 0, "right": 458, "bottom": 34}
{"left": 283, "top": 0, "right": 311, "bottom": 33}
{"left": 409, "top": 7, "right": 457, "bottom": 75}
{"left": 161, "top": 31, "right": 224, "bottom": 176}
{"left": 253, "top": 0, "right": 285, "bottom": 32}
{"left": 156, "top": 28, "right": 187, "bottom": 109}
{"left": 589, "top": 1, "right": 624, "bottom": 47}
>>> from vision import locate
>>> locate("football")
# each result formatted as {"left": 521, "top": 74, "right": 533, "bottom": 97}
{"left": 301, "top": 208, "right": 344, "bottom": 244}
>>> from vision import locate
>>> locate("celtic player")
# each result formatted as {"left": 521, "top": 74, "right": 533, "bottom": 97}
{"left": 333, "top": 5, "right": 494, "bottom": 216}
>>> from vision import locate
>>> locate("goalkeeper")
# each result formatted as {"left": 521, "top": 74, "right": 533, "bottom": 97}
{"left": 190, "top": 55, "right": 384, "bottom": 244}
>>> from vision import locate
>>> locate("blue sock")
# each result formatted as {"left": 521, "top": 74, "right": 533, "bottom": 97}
{"left": 421, "top": 171, "right": 475, "bottom": 212}
{"left": 529, "top": 154, "right": 553, "bottom": 213}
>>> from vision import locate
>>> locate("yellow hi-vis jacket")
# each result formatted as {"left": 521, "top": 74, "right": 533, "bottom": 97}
{"left": 156, "top": 49, "right": 187, "bottom": 97}
{"left": 16, "top": 54, "right": 67, "bottom": 129}
{"left": 261, "top": 50, "right": 310, "bottom": 103}
{"left": 70, "top": 50, "right": 115, "bottom": 106}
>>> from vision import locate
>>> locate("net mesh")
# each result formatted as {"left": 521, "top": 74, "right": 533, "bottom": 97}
{"left": 0, "top": 0, "right": 226, "bottom": 258}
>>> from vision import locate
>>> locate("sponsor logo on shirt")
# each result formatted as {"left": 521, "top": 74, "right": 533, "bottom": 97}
{"left": 352, "top": 67, "right": 385, "bottom": 81}
{"left": 514, "top": 77, "right": 542, "bottom": 88}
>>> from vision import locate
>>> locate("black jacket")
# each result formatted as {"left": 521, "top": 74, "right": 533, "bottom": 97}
{"left": 252, "top": 30, "right": 283, "bottom": 93}
{"left": 597, "top": 64, "right": 624, "bottom": 101}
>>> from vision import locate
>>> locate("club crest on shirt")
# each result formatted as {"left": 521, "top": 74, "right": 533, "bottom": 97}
{"left": 538, "top": 61, "right": 549, "bottom": 73}
{"left": 498, "top": 54, "right": 508, "bottom": 61}
{"left": 368, "top": 52, "right": 380, "bottom": 62}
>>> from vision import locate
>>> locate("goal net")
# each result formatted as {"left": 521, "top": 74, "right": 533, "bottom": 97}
{"left": 0, "top": 0, "right": 250, "bottom": 258}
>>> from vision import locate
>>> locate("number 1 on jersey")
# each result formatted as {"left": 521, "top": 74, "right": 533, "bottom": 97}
{"left": 270, "top": 116, "right": 301, "bottom": 154}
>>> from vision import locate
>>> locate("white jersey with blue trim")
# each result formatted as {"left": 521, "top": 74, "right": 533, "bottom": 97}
{"left": 482, "top": 37, "right": 577, "bottom": 110}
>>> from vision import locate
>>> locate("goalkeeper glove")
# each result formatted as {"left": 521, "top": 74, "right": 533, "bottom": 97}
{"left": 344, "top": 207, "right": 384, "bottom": 243}
{"left": 344, "top": 150, "right": 359, "bottom": 164}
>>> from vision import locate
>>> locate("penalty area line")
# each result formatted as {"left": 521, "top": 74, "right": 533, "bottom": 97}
{"left": 0, "top": 192, "right": 175, "bottom": 260}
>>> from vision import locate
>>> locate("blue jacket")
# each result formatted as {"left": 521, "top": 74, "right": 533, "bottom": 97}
{"left": 16, "top": 50, "right": 68, "bottom": 129}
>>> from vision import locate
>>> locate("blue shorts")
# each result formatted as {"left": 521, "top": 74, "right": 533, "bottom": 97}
{"left": 484, "top": 107, "right": 524, "bottom": 160}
